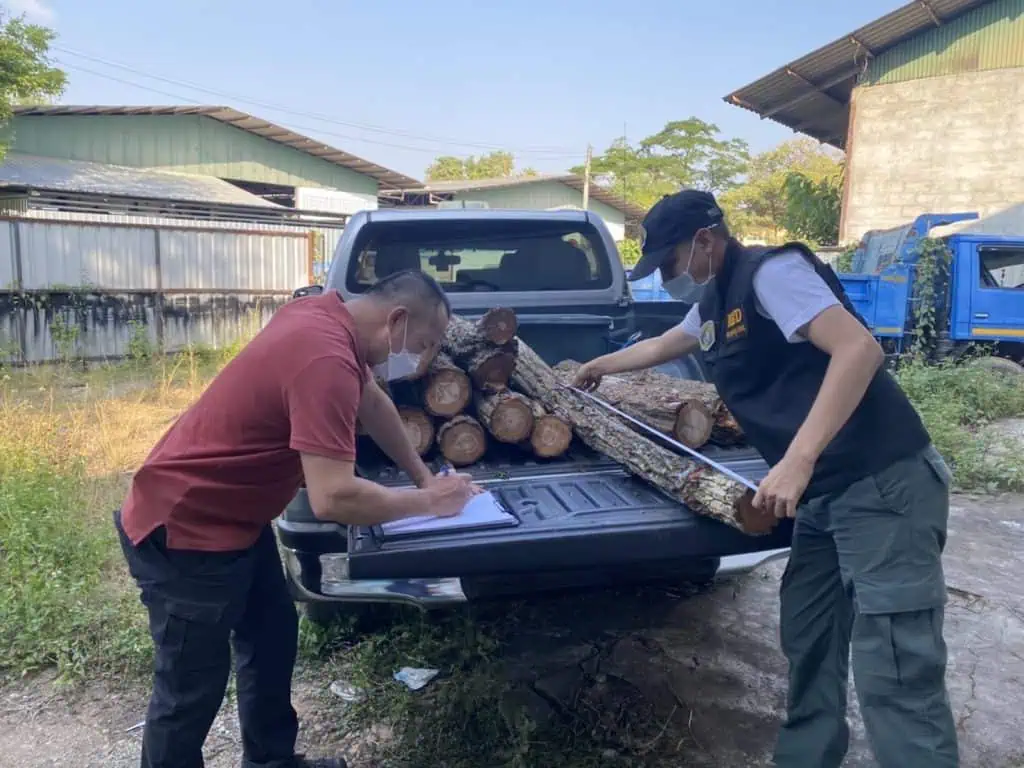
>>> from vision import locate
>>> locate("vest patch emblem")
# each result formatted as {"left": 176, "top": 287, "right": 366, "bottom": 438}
{"left": 725, "top": 308, "right": 747, "bottom": 341}
{"left": 699, "top": 320, "right": 716, "bottom": 351}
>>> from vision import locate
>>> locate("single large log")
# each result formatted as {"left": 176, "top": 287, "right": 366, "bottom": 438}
{"left": 437, "top": 414, "right": 487, "bottom": 467}
{"left": 524, "top": 399, "right": 573, "bottom": 459}
{"left": 423, "top": 352, "right": 472, "bottom": 417}
{"left": 554, "top": 361, "right": 743, "bottom": 447}
{"left": 477, "top": 307, "right": 518, "bottom": 345}
{"left": 465, "top": 347, "right": 517, "bottom": 392}
{"left": 625, "top": 369, "right": 744, "bottom": 446}
{"left": 502, "top": 329, "right": 773, "bottom": 534}
{"left": 398, "top": 406, "right": 435, "bottom": 456}
{"left": 554, "top": 360, "right": 714, "bottom": 448}
{"left": 445, "top": 307, "right": 518, "bottom": 354}
{"left": 476, "top": 391, "right": 535, "bottom": 444}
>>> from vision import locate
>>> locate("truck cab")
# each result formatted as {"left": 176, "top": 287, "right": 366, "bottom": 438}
{"left": 275, "top": 208, "right": 792, "bottom": 618}
{"left": 838, "top": 210, "right": 1024, "bottom": 363}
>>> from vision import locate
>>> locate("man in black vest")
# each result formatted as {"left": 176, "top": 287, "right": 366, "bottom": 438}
{"left": 574, "top": 189, "right": 959, "bottom": 767}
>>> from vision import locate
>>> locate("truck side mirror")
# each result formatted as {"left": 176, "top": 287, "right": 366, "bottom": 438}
{"left": 293, "top": 285, "right": 324, "bottom": 299}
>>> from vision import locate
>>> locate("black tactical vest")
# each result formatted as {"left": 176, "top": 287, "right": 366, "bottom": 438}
{"left": 697, "top": 240, "right": 930, "bottom": 500}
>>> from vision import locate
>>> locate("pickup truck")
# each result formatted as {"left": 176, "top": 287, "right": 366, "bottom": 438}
{"left": 275, "top": 208, "right": 793, "bottom": 624}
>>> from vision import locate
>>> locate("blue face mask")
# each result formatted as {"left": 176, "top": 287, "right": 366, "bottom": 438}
{"left": 663, "top": 236, "right": 714, "bottom": 303}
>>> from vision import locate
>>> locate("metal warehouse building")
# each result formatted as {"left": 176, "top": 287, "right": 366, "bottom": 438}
{"left": 726, "top": 0, "right": 1023, "bottom": 243}
{"left": 381, "top": 175, "right": 645, "bottom": 242}
{"left": 0, "top": 105, "right": 420, "bottom": 363}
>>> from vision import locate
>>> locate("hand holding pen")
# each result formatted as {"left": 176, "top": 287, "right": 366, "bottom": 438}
{"left": 424, "top": 463, "right": 481, "bottom": 518}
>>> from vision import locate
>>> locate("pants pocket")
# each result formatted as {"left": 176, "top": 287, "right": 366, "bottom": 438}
{"left": 921, "top": 445, "right": 953, "bottom": 488}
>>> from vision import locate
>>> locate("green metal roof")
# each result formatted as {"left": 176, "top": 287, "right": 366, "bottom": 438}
{"left": 724, "top": 0, "right": 994, "bottom": 148}
{"left": 864, "top": 0, "right": 1024, "bottom": 84}
{"left": 10, "top": 105, "right": 421, "bottom": 190}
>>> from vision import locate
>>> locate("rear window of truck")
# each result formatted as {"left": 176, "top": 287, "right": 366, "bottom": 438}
{"left": 345, "top": 218, "right": 614, "bottom": 293}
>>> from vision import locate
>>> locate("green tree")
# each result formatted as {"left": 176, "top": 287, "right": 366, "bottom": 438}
{"left": 573, "top": 118, "right": 749, "bottom": 211}
{"left": 0, "top": 10, "right": 65, "bottom": 159}
{"left": 782, "top": 168, "right": 843, "bottom": 245}
{"left": 425, "top": 150, "right": 534, "bottom": 182}
{"left": 617, "top": 238, "right": 641, "bottom": 268}
{"left": 719, "top": 138, "right": 843, "bottom": 244}
{"left": 424, "top": 155, "right": 468, "bottom": 181}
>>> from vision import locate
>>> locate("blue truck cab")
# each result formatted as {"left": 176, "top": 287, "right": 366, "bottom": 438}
{"left": 275, "top": 208, "right": 791, "bottom": 622}
{"left": 838, "top": 210, "right": 1024, "bottom": 362}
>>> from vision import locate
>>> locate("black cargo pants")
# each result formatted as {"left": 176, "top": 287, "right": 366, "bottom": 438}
{"left": 772, "top": 444, "right": 959, "bottom": 768}
{"left": 114, "top": 510, "right": 300, "bottom": 768}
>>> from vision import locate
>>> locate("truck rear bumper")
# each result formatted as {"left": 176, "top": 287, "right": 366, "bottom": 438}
{"left": 281, "top": 544, "right": 468, "bottom": 607}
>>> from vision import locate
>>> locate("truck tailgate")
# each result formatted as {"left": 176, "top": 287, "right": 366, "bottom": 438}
{"left": 346, "top": 456, "right": 792, "bottom": 580}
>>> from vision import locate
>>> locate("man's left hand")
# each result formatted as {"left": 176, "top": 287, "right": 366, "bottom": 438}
{"left": 752, "top": 453, "right": 815, "bottom": 519}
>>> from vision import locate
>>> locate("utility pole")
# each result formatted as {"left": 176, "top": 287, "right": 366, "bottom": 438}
{"left": 582, "top": 143, "right": 593, "bottom": 210}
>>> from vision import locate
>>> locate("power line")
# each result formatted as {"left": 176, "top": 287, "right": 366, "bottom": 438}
{"left": 53, "top": 45, "right": 582, "bottom": 157}
{"left": 57, "top": 60, "right": 584, "bottom": 163}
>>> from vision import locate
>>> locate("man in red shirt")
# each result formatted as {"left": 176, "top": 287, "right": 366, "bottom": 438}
{"left": 114, "top": 270, "right": 475, "bottom": 768}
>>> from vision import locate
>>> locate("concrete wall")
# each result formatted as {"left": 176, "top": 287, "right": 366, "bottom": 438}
{"left": 452, "top": 181, "right": 627, "bottom": 241}
{"left": 842, "top": 66, "right": 1024, "bottom": 243}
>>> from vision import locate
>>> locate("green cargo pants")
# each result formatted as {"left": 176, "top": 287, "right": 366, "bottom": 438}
{"left": 773, "top": 444, "right": 959, "bottom": 768}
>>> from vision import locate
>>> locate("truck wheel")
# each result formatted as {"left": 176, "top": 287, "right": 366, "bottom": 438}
{"left": 969, "top": 356, "right": 1024, "bottom": 379}
{"left": 303, "top": 601, "right": 403, "bottom": 633}
{"left": 670, "top": 557, "right": 720, "bottom": 587}
{"left": 303, "top": 601, "right": 343, "bottom": 627}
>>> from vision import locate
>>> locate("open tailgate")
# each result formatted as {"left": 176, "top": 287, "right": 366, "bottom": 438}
{"left": 345, "top": 450, "right": 792, "bottom": 581}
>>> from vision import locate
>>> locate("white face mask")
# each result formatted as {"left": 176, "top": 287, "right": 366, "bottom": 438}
{"left": 663, "top": 235, "right": 715, "bottom": 303}
{"left": 372, "top": 314, "right": 422, "bottom": 381}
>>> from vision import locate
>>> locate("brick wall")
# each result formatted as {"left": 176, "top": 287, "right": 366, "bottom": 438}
{"left": 842, "top": 67, "right": 1024, "bottom": 243}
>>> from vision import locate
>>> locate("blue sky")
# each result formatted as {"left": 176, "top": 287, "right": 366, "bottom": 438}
{"left": 13, "top": 0, "right": 901, "bottom": 179}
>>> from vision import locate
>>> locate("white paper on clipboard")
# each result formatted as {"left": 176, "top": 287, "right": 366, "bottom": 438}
{"left": 379, "top": 491, "right": 517, "bottom": 536}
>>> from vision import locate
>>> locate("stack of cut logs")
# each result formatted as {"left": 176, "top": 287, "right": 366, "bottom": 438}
{"left": 368, "top": 306, "right": 774, "bottom": 535}
{"left": 378, "top": 307, "right": 574, "bottom": 466}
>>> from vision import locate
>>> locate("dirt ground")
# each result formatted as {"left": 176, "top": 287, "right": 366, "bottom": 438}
{"left": 2, "top": 492, "right": 1023, "bottom": 768}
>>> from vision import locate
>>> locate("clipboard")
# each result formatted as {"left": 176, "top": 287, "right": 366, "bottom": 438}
{"left": 377, "top": 490, "right": 520, "bottom": 540}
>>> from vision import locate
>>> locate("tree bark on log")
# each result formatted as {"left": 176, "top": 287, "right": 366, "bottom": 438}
{"left": 554, "top": 361, "right": 744, "bottom": 447}
{"left": 477, "top": 307, "right": 518, "bottom": 345}
{"left": 524, "top": 399, "right": 573, "bottom": 459}
{"left": 554, "top": 360, "right": 714, "bottom": 448}
{"left": 476, "top": 391, "right": 535, "bottom": 444}
{"left": 509, "top": 339, "right": 774, "bottom": 534}
{"left": 437, "top": 414, "right": 487, "bottom": 467}
{"left": 423, "top": 352, "right": 472, "bottom": 417}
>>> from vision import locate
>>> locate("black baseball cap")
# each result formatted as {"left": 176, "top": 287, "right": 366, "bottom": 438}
{"left": 629, "top": 189, "right": 726, "bottom": 281}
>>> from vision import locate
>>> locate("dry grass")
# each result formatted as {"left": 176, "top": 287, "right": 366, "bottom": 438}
{"left": 0, "top": 351, "right": 224, "bottom": 680}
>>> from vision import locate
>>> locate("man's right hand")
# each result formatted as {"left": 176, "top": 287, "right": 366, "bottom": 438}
{"left": 423, "top": 472, "right": 479, "bottom": 517}
{"left": 572, "top": 360, "right": 607, "bottom": 392}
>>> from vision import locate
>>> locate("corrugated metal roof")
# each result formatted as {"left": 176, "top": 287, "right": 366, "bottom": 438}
{"left": 864, "top": 0, "right": 1024, "bottom": 84}
{"left": 0, "top": 152, "right": 281, "bottom": 207}
{"left": 412, "top": 174, "right": 648, "bottom": 219}
{"left": 723, "top": 0, "right": 994, "bottom": 148}
{"left": 12, "top": 105, "right": 422, "bottom": 190}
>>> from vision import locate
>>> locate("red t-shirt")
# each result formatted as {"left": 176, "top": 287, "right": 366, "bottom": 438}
{"left": 121, "top": 290, "right": 367, "bottom": 551}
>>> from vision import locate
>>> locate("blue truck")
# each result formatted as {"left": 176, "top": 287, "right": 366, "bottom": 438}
{"left": 629, "top": 210, "right": 1024, "bottom": 373}
{"left": 840, "top": 211, "right": 1024, "bottom": 370}
{"left": 278, "top": 208, "right": 791, "bottom": 625}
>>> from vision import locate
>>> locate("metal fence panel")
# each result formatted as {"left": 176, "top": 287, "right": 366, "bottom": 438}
{"left": 0, "top": 221, "right": 14, "bottom": 288}
{"left": 18, "top": 219, "right": 158, "bottom": 290}
{"left": 159, "top": 229, "right": 308, "bottom": 291}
